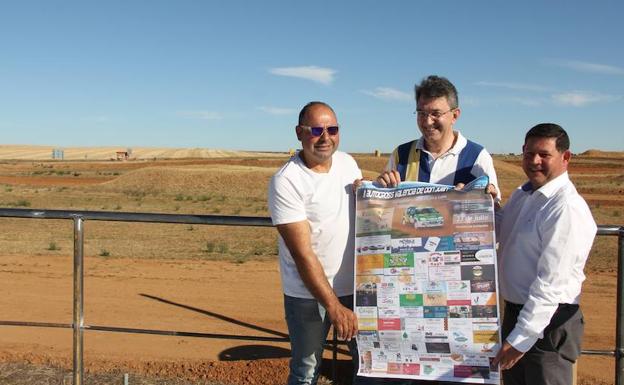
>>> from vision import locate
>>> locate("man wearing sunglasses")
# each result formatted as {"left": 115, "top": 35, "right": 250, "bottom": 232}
{"left": 376, "top": 75, "right": 499, "bottom": 197}
{"left": 269, "top": 101, "right": 370, "bottom": 385}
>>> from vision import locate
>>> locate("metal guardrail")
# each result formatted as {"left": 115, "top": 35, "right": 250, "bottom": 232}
{"left": 0, "top": 208, "right": 622, "bottom": 384}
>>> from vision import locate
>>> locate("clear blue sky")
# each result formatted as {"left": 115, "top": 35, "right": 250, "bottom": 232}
{"left": 1, "top": 1, "right": 622, "bottom": 154}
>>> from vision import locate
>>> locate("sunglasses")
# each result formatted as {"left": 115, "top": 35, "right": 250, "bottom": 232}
{"left": 299, "top": 124, "right": 340, "bottom": 137}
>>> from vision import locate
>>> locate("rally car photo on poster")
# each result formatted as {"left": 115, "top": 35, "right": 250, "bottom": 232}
{"left": 401, "top": 206, "right": 444, "bottom": 228}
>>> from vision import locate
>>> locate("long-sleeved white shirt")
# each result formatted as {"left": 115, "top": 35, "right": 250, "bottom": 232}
{"left": 496, "top": 172, "right": 596, "bottom": 352}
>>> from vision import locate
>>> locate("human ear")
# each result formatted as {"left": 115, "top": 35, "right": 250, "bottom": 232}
{"left": 562, "top": 149, "right": 571, "bottom": 164}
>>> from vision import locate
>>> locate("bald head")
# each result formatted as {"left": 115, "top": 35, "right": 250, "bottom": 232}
{"left": 298, "top": 101, "right": 337, "bottom": 126}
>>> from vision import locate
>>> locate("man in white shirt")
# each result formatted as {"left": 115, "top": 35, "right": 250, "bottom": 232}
{"left": 492, "top": 123, "right": 596, "bottom": 385}
{"left": 269, "top": 101, "right": 370, "bottom": 385}
{"left": 376, "top": 75, "right": 499, "bottom": 198}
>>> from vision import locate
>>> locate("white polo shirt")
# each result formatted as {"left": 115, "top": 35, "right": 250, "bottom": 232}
{"left": 385, "top": 131, "right": 500, "bottom": 197}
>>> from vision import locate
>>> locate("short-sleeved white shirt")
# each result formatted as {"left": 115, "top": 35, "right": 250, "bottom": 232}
{"left": 268, "top": 151, "right": 362, "bottom": 298}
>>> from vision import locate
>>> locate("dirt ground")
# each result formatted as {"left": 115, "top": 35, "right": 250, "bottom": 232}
{"left": 0, "top": 255, "right": 349, "bottom": 384}
{"left": 0, "top": 254, "right": 618, "bottom": 385}
{"left": 0, "top": 152, "right": 622, "bottom": 384}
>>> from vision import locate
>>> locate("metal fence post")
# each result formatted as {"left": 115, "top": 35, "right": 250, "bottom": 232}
{"left": 332, "top": 328, "right": 337, "bottom": 383}
{"left": 618, "top": 228, "right": 624, "bottom": 385}
{"left": 73, "top": 216, "right": 84, "bottom": 385}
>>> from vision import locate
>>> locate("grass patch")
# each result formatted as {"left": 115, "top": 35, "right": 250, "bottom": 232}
{"left": 0, "top": 361, "right": 229, "bottom": 385}
{"left": 587, "top": 236, "right": 619, "bottom": 273}
{"left": 203, "top": 241, "right": 229, "bottom": 254}
{"left": 3, "top": 199, "right": 32, "bottom": 207}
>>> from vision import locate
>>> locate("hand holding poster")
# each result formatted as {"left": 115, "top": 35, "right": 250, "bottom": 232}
{"left": 354, "top": 176, "right": 500, "bottom": 383}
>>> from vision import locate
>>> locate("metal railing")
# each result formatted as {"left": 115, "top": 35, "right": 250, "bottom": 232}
{"left": 0, "top": 208, "right": 622, "bottom": 384}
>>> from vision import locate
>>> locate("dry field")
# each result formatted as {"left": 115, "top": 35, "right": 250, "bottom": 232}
{"left": 0, "top": 148, "right": 622, "bottom": 385}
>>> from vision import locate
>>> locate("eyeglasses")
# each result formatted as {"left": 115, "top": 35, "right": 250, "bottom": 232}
{"left": 299, "top": 124, "right": 340, "bottom": 137}
{"left": 414, "top": 108, "right": 455, "bottom": 120}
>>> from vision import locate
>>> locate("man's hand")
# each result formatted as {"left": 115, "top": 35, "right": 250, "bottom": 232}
{"left": 353, "top": 178, "right": 363, "bottom": 193}
{"left": 492, "top": 341, "right": 525, "bottom": 370}
{"left": 486, "top": 183, "right": 498, "bottom": 200}
{"left": 326, "top": 301, "right": 358, "bottom": 341}
{"left": 485, "top": 183, "right": 502, "bottom": 211}
{"left": 376, "top": 170, "right": 401, "bottom": 188}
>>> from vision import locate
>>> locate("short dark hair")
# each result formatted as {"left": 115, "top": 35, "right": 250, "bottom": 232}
{"left": 525, "top": 123, "right": 570, "bottom": 152}
{"left": 415, "top": 75, "right": 458, "bottom": 109}
{"left": 298, "top": 101, "right": 336, "bottom": 125}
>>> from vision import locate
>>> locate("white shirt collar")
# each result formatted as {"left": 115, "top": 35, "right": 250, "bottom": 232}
{"left": 521, "top": 171, "right": 570, "bottom": 197}
{"left": 416, "top": 130, "right": 466, "bottom": 155}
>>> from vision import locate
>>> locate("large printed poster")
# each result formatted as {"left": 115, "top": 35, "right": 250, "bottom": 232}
{"left": 354, "top": 176, "right": 501, "bottom": 384}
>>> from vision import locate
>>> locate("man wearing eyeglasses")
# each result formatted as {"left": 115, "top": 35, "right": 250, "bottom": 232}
{"left": 373, "top": 75, "right": 499, "bottom": 385}
{"left": 376, "top": 75, "right": 499, "bottom": 197}
{"left": 269, "top": 101, "right": 370, "bottom": 385}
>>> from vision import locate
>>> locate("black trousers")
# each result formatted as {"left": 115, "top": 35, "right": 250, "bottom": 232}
{"left": 501, "top": 302, "right": 584, "bottom": 385}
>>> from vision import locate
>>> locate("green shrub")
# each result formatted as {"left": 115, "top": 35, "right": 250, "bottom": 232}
{"left": 15, "top": 199, "right": 31, "bottom": 207}
{"left": 203, "top": 241, "right": 228, "bottom": 254}
{"left": 204, "top": 241, "right": 215, "bottom": 253}
{"left": 216, "top": 242, "right": 229, "bottom": 253}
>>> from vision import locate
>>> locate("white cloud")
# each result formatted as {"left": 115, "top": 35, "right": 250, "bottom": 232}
{"left": 546, "top": 59, "right": 624, "bottom": 75}
{"left": 176, "top": 110, "right": 222, "bottom": 120}
{"left": 551, "top": 91, "right": 621, "bottom": 107}
{"left": 460, "top": 96, "right": 481, "bottom": 107}
{"left": 473, "top": 80, "right": 623, "bottom": 107}
{"left": 508, "top": 97, "right": 545, "bottom": 107}
{"left": 361, "top": 87, "right": 413, "bottom": 102}
{"left": 269, "top": 66, "right": 336, "bottom": 85}
{"left": 257, "top": 106, "right": 296, "bottom": 115}
{"left": 474, "top": 81, "right": 551, "bottom": 92}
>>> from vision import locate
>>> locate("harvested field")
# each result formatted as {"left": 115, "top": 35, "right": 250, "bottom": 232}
{"left": 0, "top": 145, "right": 285, "bottom": 161}
{"left": 0, "top": 150, "right": 622, "bottom": 384}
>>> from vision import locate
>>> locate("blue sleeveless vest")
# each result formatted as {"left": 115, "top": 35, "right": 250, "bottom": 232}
{"left": 396, "top": 139, "right": 483, "bottom": 184}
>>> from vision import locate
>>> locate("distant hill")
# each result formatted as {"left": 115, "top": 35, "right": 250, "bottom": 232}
{"left": 580, "top": 149, "right": 624, "bottom": 158}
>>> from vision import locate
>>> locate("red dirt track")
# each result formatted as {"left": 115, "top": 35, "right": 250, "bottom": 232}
{"left": 0, "top": 255, "right": 358, "bottom": 384}
{"left": 0, "top": 254, "right": 617, "bottom": 384}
